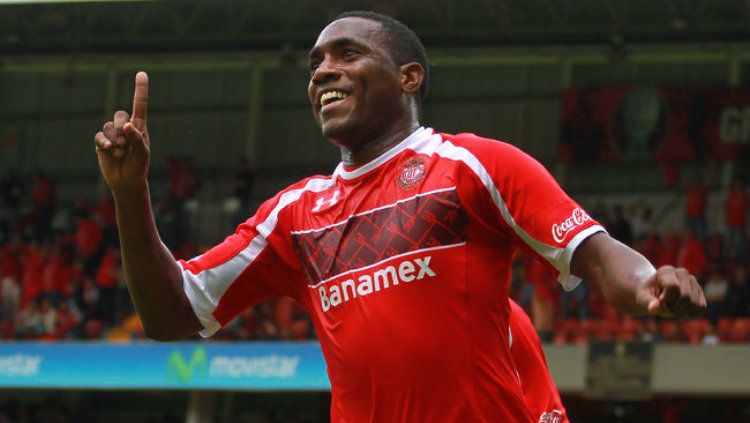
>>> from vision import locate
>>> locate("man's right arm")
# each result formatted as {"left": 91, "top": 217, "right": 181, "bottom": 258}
{"left": 113, "top": 184, "right": 202, "bottom": 340}
{"left": 94, "top": 72, "right": 202, "bottom": 341}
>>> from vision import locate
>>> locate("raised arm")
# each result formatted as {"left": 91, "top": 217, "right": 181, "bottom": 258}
{"left": 570, "top": 232, "right": 706, "bottom": 317}
{"left": 93, "top": 72, "right": 202, "bottom": 340}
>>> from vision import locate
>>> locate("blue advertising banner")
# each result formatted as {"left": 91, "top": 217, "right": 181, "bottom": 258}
{"left": 0, "top": 342, "right": 330, "bottom": 390}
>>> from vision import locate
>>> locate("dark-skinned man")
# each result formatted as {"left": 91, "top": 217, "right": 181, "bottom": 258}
{"left": 94, "top": 11, "right": 706, "bottom": 423}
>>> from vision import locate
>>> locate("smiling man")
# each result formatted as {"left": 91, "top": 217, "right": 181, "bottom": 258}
{"left": 93, "top": 11, "right": 706, "bottom": 423}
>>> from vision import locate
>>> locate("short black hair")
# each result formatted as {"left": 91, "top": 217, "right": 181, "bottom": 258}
{"left": 334, "top": 11, "right": 429, "bottom": 109}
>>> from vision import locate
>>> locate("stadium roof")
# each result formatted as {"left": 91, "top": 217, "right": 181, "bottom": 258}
{"left": 0, "top": 0, "right": 748, "bottom": 55}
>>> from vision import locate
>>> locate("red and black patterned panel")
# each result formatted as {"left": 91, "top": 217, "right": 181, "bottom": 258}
{"left": 292, "top": 189, "right": 467, "bottom": 284}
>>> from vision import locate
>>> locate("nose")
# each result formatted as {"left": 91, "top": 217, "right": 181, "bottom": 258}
{"left": 311, "top": 56, "right": 341, "bottom": 85}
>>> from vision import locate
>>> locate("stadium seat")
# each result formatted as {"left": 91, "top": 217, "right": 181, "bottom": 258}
{"left": 716, "top": 318, "right": 734, "bottom": 343}
{"left": 591, "top": 320, "right": 617, "bottom": 342}
{"left": 553, "top": 319, "right": 577, "bottom": 344}
{"left": 616, "top": 317, "right": 642, "bottom": 341}
{"left": 680, "top": 319, "right": 712, "bottom": 344}
{"left": 727, "top": 318, "right": 750, "bottom": 343}
{"left": 660, "top": 320, "right": 684, "bottom": 343}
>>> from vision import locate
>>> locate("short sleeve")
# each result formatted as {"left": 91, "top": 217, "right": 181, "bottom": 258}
{"left": 443, "top": 134, "right": 605, "bottom": 290}
{"left": 179, "top": 187, "right": 306, "bottom": 337}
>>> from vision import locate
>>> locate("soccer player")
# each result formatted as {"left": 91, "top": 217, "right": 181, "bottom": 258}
{"left": 93, "top": 11, "right": 706, "bottom": 423}
{"left": 510, "top": 299, "right": 568, "bottom": 423}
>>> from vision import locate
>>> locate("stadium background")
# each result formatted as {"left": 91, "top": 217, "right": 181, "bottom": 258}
{"left": 0, "top": 0, "right": 749, "bottom": 422}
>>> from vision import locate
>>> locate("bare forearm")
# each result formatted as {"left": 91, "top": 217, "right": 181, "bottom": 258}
{"left": 113, "top": 183, "right": 201, "bottom": 340}
{"left": 571, "top": 233, "right": 655, "bottom": 315}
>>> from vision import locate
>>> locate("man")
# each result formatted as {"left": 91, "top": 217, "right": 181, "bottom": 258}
{"left": 93, "top": 11, "right": 705, "bottom": 423}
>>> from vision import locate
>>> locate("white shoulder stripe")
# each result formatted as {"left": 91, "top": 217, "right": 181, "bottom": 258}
{"left": 425, "top": 137, "right": 603, "bottom": 290}
{"left": 183, "top": 175, "right": 338, "bottom": 337}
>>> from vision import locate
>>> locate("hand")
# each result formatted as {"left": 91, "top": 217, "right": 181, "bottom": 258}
{"left": 94, "top": 71, "right": 150, "bottom": 192}
{"left": 639, "top": 266, "right": 707, "bottom": 318}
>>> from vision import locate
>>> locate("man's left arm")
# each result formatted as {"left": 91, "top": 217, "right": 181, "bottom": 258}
{"left": 571, "top": 232, "right": 706, "bottom": 317}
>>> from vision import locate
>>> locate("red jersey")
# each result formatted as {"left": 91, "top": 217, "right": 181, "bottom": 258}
{"left": 685, "top": 185, "right": 708, "bottom": 217}
{"left": 726, "top": 188, "right": 749, "bottom": 227}
{"left": 509, "top": 300, "right": 569, "bottom": 423}
{"left": 180, "top": 128, "right": 603, "bottom": 423}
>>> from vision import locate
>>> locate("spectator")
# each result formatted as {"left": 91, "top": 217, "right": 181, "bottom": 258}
{"left": 676, "top": 228, "right": 707, "bottom": 279}
{"left": 94, "top": 248, "right": 120, "bottom": 324}
{"left": 92, "top": 189, "right": 118, "bottom": 249}
{"left": 703, "top": 267, "right": 729, "bottom": 323}
{"left": 29, "top": 171, "right": 56, "bottom": 241}
{"left": 560, "top": 283, "right": 588, "bottom": 321}
{"left": 38, "top": 297, "right": 58, "bottom": 337}
{"left": 725, "top": 176, "right": 749, "bottom": 261}
{"left": 167, "top": 155, "right": 202, "bottom": 248}
{"left": 55, "top": 301, "right": 80, "bottom": 339}
{"left": 15, "top": 298, "right": 42, "bottom": 338}
{"left": 607, "top": 205, "right": 633, "bottom": 246}
{"left": 73, "top": 209, "right": 103, "bottom": 277}
{"left": 20, "top": 242, "right": 45, "bottom": 309}
{"left": 630, "top": 206, "right": 654, "bottom": 242}
{"left": 684, "top": 174, "right": 710, "bottom": 244}
{"left": 0, "top": 234, "right": 22, "bottom": 322}
{"left": 725, "top": 264, "right": 750, "bottom": 317}
{"left": 657, "top": 232, "right": 682, "bottom": 268}
{"left": 39, "top": 242, "right": 67, "bottom": 305}
{"left": 635, "top": 231, "right": 662, "bottom": 264}
{"left": 232, "top": 158, "right": 256, "bottom": 211}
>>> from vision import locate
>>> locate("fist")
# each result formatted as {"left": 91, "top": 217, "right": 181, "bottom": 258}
{"left": 642, "top": 266, "right": 707, "bottom": 318}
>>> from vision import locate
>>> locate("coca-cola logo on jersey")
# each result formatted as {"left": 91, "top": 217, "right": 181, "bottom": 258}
{"left": 551, "top": 208, "right": 590, "bottom": 243}
{"left": 538, "top": 410, "right": 564, "bottom": 423}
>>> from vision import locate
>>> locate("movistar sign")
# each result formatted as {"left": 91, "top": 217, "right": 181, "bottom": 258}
{"left": 167, "top": 347, "right": 207, "bottom": 384}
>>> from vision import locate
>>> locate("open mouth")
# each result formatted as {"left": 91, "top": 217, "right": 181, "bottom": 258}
{"left": 320, "top": 90, "right": 349, "bottom": 108}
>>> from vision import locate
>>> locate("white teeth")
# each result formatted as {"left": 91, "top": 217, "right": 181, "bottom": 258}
{"left": 320, "top": 91, "right": 348, "bottom": 106}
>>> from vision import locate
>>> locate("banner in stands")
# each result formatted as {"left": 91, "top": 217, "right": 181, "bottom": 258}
{"left": 559, "top": 86, "right": 750, "bottom": 162}
{"left": 0, "top": 342, "right": 329, "bottom": 390}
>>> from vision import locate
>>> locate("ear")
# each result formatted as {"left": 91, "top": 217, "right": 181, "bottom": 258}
{"left": 399, "top": 62, "right": 425, "bottom": 96}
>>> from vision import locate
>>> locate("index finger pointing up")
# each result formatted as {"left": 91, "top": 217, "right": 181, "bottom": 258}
{"left": 131, "top": 71, "right": 149, "bottom": 130}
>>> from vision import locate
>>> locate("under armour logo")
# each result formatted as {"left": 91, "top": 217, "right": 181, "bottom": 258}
{"left": 312, "top": 190, "right": 341, "bottom": 212}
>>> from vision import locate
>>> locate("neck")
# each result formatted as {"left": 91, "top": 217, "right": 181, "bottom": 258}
{"left": 338, "top": 119, "right": 420, "bottom": 167}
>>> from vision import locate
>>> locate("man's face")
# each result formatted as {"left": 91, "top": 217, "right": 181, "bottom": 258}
{"left": 308, "top": 17, "right": 406, "bottom": 148}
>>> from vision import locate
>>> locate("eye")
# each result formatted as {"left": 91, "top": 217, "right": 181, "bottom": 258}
{"left": 342, "top": 49, "right": 360, "bottom": 59}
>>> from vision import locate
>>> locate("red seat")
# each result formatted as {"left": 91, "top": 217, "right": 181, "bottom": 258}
{"left": 660, "top": 320, "right": 683, "bottom": 343}
{"left": 680, "top": 319, "right": 712, "bottom": 344}
{"left": 727, "top": 318, "right": 750, "bottom": 343}
{"left": 616, "top": 317, "right": 643, "bottom": 341}
{"left": 591, "top": 320, "right": 617, "bottom": 342}
{"left": 553, "top": 319, "right": 578, "bottom": 344}
{"left": 717, "top": 318, "right": 734, "bottom": 342}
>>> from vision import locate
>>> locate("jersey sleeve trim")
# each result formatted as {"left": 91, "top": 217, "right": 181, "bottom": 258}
{"left": 430, "top": 138, "right": 605, "bottom": 289}
{"left": 556, "top": 225, "right": 606, "bottom": 290}
{"left": 180, "top": 175, "right": 337, "bottom": 337}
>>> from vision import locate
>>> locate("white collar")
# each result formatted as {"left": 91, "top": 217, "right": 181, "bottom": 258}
{"left": 333, "top": 127, "right": 434, "bottom": 180}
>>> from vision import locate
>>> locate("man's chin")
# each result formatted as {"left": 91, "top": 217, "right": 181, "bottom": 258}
{"left": 321, "top": 121, "right": 357, "bottom": 146}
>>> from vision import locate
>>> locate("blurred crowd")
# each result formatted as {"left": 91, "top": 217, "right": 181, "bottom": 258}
{"left": 511, "top": 172, "right": 750, "bottom": 345}
{"left": 0, "top": 163, "right": 748, "bottom": 344}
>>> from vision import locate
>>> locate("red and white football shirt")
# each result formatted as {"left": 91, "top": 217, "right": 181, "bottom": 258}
{"left": 510, "top": 300, "right": 569, "bottom": 423}
{"left": 179, "top": 127, "right": 603, "bottom": 423}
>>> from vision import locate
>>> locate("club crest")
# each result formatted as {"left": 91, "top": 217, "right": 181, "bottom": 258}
{"left": 396, "top": 157, "right": 426, "bottom": 190}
